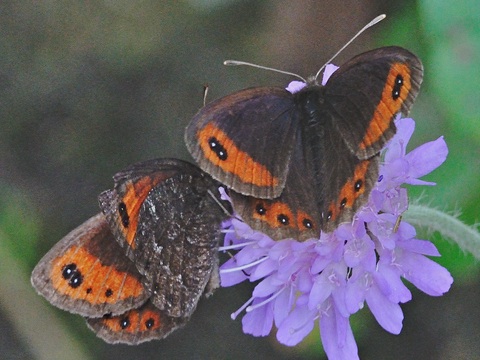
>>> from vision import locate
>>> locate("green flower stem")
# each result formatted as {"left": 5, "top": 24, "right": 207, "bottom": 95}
{"left": 404, "top": 204, "right": 480, "bottom": 259}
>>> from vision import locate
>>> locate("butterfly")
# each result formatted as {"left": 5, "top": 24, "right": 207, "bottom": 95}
{"left": 31, "top": 158, "right": 230, "bottom": 344}
{"left": 185, "top": 46, "right": 423, "bottom": 240}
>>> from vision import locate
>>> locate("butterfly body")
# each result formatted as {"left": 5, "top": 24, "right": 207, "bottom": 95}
{"left": 185, "top": 46, "right": 423, "bottom": 240}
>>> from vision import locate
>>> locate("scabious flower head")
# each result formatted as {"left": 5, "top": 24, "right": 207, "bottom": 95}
{"left": 218, "top": 68, "right": 452, "bottom": 360}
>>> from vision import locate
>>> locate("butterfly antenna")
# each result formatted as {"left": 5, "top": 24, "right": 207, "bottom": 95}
{"left": 314, "top": 14, "right": 386, "bottom": 80}
{"left": 224, "top": 60, "right": 307, "bottom": 83}
{"left": 203, "top": 84, "right": 209, "bottom": 106}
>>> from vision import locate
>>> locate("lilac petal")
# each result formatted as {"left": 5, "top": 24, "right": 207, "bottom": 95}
{"left": 309, "top": 273, "right": 335, "bottom": 308}
{"left": 322, "top": 64, "right": 339, "bottom": 85}
{"left": 309, "top": 263, "right": 346, "bottom": 309}
{"left": 400, "top": 251, "right": 453, "bottom": 296}
{"left": 332, "top": 282, "right": 349, "bottom": 318}
{"left": 368, "top": 215, "right": 397, "bottom": 250}
{"left": 234, "top": 247, "right": 266, "bottom": 266}
{"left": 366, "top": 283, "right": 404, "bottom": 334}
{"left": 345, "top": 271, "right": 368, "bottom": 313}
{"left": 384, "top": 117, "right": 415, "bottom": 162}
{"left": 276, "top": 304, "right": 316, "bottom": 346}
{"left": 344, "top": 235, "right": 375, "bottom": 268}
{"left": 273, "top": 286, "right": 293, "bottom": 325}
{"left": 219, "top": 186, "right": 231, "bottom": 202}
{"left": 405, "top": 136, "right": 448, "bottom": 181}
{"left": 397, "top": 238, "right": 441, "bottom": 256}
{"left": 252, "top": 276, "right": 281, "bottom": 298}
{"left": 311, "top": 255, "right": 331, "bottom": 273}
{"left": 220, "top": 258, "right": 248, "bottom": 286}
{"left": 286, "top": 80, "right": 306, "bottom": 94}
{"left": 249, "top": 257, "right": 277, "bottom": 280}
{"left": 381, "top": 188, "right": 409, "bottom": 215}
{"left": 242, "top": 299, "right": 273, "bottom": 336}
{"left": 296, "top": 267, "right": 314, "bottom": 293}
{"left": 395, "top": 219, "right": 417, "bottom": 240}
{"left": 374, "top": 264, "right": 412, "bottom": 304}
{"left": 320, "top": 303, "right": 359, "bottom": 360}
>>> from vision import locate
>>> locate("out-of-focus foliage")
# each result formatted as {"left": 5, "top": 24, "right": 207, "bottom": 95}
{"left": 1, "top": 1, "right": 478, "bottom": 359}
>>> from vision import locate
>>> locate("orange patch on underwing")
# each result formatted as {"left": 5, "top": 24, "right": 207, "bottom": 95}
{"left": 139, "top": 309, "right": 161, "bottom": 331}
{"left": 101, "top": 308, "right": 162, "bottom": 334}
{"left": 252, "top": 200, "right": 294, "bottom": 229}
{"left": 197, "top": 123, "right": 279, "bottom": 187}
{"left": 360, "top": 63, "right": 412, "bottom": 149}
{"left": 297, "top": 210, "right": 316, "bottom": 232}
{"left": 120, "top": 174, "right": 170, "bottom": 249}
{"left": 252, "top": 199, "right": 317, "bottom": 234}
{"left": 50, "top": 246, "right": 145, "bottom": 303}
{"left": 327, "top": 160, "right": 371, "bottom": 222}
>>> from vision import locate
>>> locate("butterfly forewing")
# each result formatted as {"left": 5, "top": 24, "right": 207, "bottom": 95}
{"left": 186, "top": 87, "right": 298, "bottom": 199}
{"left": 323, "top": 46, "right": 423, "bottom": 158}
{"left": 31, "top": 213, "right": 149, "bottom": 318}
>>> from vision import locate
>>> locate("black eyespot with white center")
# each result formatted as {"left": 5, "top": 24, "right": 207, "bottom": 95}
{"left": 208, "top": 137, "right": 228, "bottom": 161}
{"left": 120, "top": 317, "right": 130, "bottom": 329}
{"left": 392, "top": 74, "right": 404, "bottom": 100}
{"left": 145, "top": 318, "right": 155, "bottom": 329}
{"left": 255, "top": 202, "right": 266, "bottom": 216}
{"left": 326, "top": 211, "right": 333, "bottom": 222}
{"left": 277, "top": 214, "right": 289, "bottom": 226}
{"left": 354, "top": 179, "right": 363, "bottom": 192}
{"left": 105, "top": 289, "right": 113, "bottom": 298}
{"left": 62, "top": 263, "right": 83, "bottom": 288}
{"left": 340, "top": 197, "right": 347, "bottom": 209}
{"left": 302, "top": 218, "right": 314, "bottom": 229}
{"left": 62, "top": 263, "right": 77, "bottom": 280}
{"left": 69, "top": 272, "right": 83, "bottom": 288}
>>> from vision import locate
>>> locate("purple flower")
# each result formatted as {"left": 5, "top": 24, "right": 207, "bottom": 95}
{"left": 219, "top": 117, "right": 452, "bottom": 360}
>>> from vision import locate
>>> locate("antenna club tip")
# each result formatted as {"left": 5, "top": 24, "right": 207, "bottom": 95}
{"left": 371, "top": 14, "right": 386, "bottom": 25}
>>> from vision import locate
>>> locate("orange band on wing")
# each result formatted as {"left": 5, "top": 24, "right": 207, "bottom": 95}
{"left": 296, "top": 210, "right": 317, "bottom": 232}
{"left": 252, "top": 199, "right": 316, "bottom": 233}
{"left": 360, "top": 63, "right": 412, "bottom": 149}
{"left": 50, "top": 246, "right": 145, "bottom": 303}
{"left": 101, "top": 308, "right": 162, "bottom": 334}
{"left": 120, "top": 175, "right": 171, "bottom": 249}
{"left": 327, "top": 160, "right": 371, "bottom": 222}
{"left": 197, "top": 123, "right": 279, "bottom": 187}
{"left": 253, "top": 200, "right": 295, "bottom": 230}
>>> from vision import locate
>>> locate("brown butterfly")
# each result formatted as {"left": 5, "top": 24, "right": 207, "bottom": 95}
{"left": 185, "top": 46, "right": 423, "bottom": 240}
{"left": 31, "top": 158, "right": 229, "bottom": 344}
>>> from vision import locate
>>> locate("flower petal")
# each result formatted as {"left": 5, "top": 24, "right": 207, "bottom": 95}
{"left": 320, "top": 302, "right": 359, "bottom": 360}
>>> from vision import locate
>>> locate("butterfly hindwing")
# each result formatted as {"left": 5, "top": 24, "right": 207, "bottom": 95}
{"left": 86, "top": 300, "right": 189, "bottom": 345}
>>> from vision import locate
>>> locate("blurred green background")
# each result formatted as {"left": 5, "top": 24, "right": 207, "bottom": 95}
{"left": 1, "top": 1, "right": 479, "bottom": 359}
